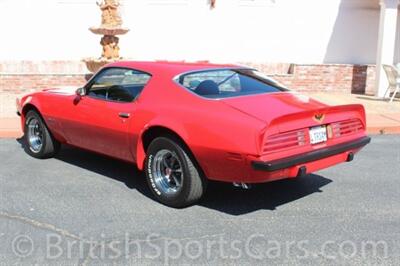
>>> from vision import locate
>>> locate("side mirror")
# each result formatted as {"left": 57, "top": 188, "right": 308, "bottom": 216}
{"left": 75, "top": 87, "right": 86, "bottom": 97}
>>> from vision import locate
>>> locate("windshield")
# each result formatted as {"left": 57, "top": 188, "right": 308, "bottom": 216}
{"left": 177, "top": 69, "right": 288, "bottom": 99}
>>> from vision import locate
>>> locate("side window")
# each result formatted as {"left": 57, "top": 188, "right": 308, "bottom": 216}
{"left": 87, "top": 68, "right": 151, "bottom": 102}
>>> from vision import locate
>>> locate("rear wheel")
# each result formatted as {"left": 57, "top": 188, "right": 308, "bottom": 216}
{"left": 24, "top": 110, "right": 60, "bottom": 159}
{"left": 145, "top": 137, "right": 206, "bottom": 208}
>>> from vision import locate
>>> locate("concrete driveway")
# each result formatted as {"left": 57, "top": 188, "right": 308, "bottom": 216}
{"left": 0, "top": 136, "right": 399, "bottom": 265}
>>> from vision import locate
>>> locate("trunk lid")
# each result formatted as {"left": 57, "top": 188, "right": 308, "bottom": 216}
{"left": 220, "top": 92, "right": 327, "bottom": 124}
{"left": 220, "top": 92, "right": 366, "bottom": 134}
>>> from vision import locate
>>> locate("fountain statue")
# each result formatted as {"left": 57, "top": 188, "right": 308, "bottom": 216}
{"left": 83, "top": 0, "right": 129, "bottom": 73}
{"left": 210, "top": 0, "right": 216, "bottom": 9}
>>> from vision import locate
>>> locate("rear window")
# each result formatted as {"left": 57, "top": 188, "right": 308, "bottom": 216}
{"left": 176, "top": 69, "right": 288, "bottom": 98}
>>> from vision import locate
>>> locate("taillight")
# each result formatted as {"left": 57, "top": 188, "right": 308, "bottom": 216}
{"left": 263, "top": 129, "right": 307, "bottom": 154}
{"left": 331, "top": 119, "right": 363, "bottom": 137}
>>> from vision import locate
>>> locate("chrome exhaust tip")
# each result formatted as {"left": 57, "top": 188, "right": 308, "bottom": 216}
{"left": 346, "top": 152, "right": 354, "bottom": 162}
{"left": 233, "top": 182, "right": 251, "bottom": 189}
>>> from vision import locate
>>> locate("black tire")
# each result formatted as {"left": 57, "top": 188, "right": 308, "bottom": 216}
{"left": 24, "top": 110, "right": 60, "bottom": 159}
{"left": 145, "top": 137, "right": 206, "bottom": 208}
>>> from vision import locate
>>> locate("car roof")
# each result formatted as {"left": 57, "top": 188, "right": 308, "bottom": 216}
{"left": 106, "top": 60, "right": 240, "bottom": 77}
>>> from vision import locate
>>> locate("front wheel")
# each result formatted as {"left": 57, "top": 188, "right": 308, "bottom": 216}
{"left": 24, "top": 110, "right": 60, "bottom": 159}
{"left": 145, "top": 137, "right": 206, "bottom": 208}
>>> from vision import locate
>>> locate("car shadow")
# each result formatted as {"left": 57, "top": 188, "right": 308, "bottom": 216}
{"left": 16, "top": 138, "right": 333, "bottom": 215}
{"left": 201, "top": 176, "right": 331, "bottom": 215}
{"left": 54, "top": 144, "right": 151, "bottom": 196}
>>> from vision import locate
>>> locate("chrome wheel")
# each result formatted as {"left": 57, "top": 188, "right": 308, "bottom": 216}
{"left": 152, "top": 149, "right": 183, "bottom": 195}
{"left": 27, "top": 118, "right": 43, "bottom": 153}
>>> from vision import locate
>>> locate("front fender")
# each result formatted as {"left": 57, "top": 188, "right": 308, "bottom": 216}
{"left": 17, "top": 94, "right": 43, "bottom": 131}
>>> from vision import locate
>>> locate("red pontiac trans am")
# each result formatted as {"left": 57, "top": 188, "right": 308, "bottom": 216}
{"left": 17, "top": 61, "right": 370, "bottom": 207}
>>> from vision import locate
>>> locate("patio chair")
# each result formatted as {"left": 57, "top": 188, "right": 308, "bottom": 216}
{"left": 382, "top": 64, "right": 400, "bottom": 102}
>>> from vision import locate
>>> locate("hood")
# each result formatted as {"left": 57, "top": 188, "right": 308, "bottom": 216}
{"left": 42, "top": 87, "right": 78, "bottom": 95}
{"left": 220, "top": 92, "right": 327, "bottom": 124}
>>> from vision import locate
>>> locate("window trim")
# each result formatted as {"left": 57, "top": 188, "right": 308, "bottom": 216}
{"left": 84, "top": 66, "right": 152, "bottom": 103}
{"left": 173, "top": 67, "right": 289, "bottom": 100}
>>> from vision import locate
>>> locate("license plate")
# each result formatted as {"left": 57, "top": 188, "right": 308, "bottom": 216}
{"left": 309, "top": 126, "right": 327, "bottom": 144}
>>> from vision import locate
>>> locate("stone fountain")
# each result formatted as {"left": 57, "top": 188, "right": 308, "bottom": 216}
{"left": 83, "top": 0, "right": 129, "bottom": 73}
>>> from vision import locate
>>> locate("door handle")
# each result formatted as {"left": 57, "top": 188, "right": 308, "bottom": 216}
{"left": 118, "top": 112, "right": 130, "bottom": 118}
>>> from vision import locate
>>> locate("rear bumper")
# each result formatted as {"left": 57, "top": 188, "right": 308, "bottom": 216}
{"left": 252, "top": 136, "right": 371, "bottom": 172}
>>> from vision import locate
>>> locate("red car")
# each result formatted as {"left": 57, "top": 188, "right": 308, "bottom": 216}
{"left": 17, "top": 61, "right": 370, "bottom": 207}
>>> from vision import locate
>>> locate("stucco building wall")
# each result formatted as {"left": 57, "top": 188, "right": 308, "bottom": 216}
{"left": 0, "top": 0, "right": 386, "bottom": 64}
{"left": 0, "top": 0, "right": 397, "bottom": 94}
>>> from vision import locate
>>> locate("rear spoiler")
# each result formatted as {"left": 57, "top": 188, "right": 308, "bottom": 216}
{"left": 267, "top": 104, "right": 366, "bottom": 134}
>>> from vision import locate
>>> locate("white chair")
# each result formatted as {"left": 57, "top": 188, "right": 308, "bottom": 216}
{"left": 382, "top": 64, "right": 400, "bottom": 102}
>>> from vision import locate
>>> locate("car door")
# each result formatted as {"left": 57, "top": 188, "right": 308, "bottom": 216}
{"left": 62, "top": 67, "right": 151, "bottom": 161}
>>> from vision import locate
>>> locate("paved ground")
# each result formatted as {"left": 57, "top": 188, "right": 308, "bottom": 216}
{"left": 0, "top": 136, "right": 400, "bottom": 265}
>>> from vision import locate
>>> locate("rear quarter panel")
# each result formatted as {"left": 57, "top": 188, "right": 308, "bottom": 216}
{"left": 133, "top": 77, "right": 265, "bottom": 181}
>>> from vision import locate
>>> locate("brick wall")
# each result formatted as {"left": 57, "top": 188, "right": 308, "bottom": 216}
{"left": 0, "top": 61, "right": 376, "bottom": 95}
{"left": 242, "top": 62, "right": 376, "bottom": 94}
{"left": 0, "top": 61, "right": 89, "bottom": 94}
{"left": 0, "top": 75, "right": 89, "bottom": 94}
